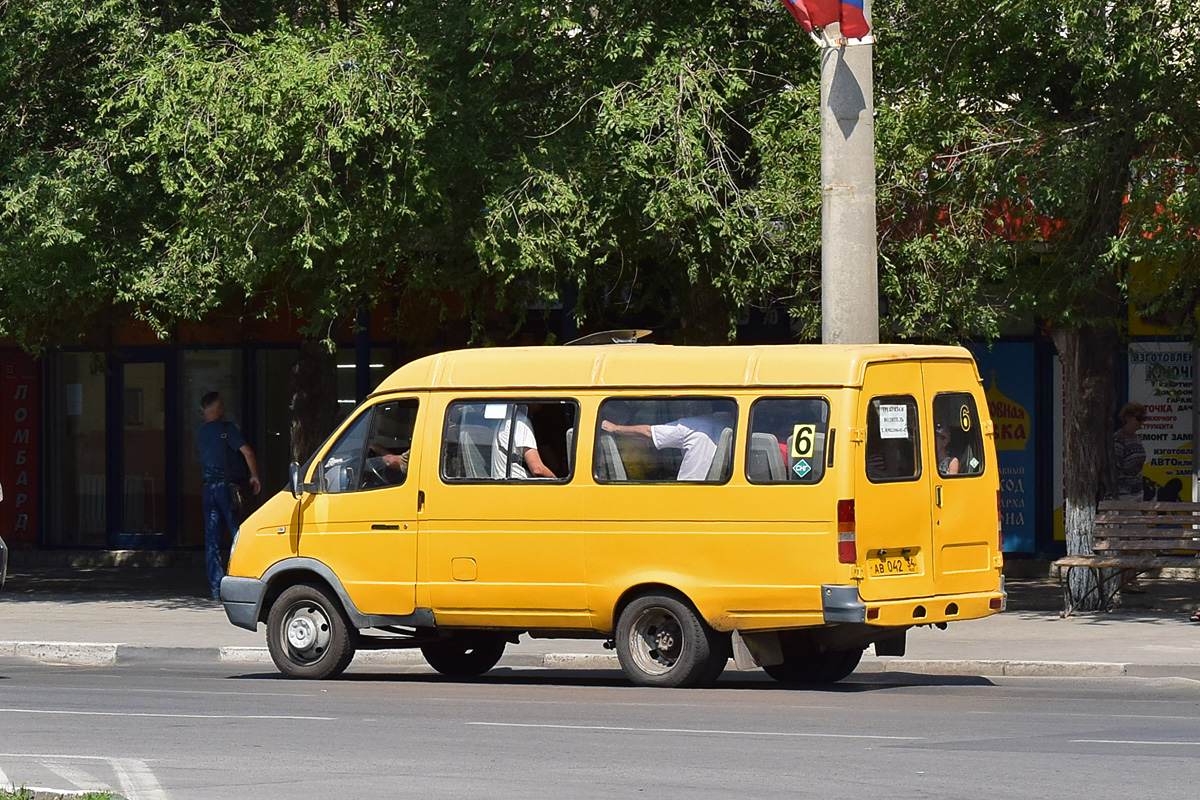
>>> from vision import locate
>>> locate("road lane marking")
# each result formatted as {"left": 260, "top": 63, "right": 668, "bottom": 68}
{"left": 467, "top": 722, "right": 922, "bottom": 740}
{"left": 1071, "top": 739, "right": 1200, "bottom": 747}
{"left": 0, "top": 708, "right": 332, "bottom": 721}
{"left": 971, "top": 710, "right": 1198, "bottom": 721}
{"left": 421, "top": 696, "right": 838, "bottom": 711}
{"left": 44, "top": 762, "right": 107, "bottom": 792}
{"left": 4, "top": 685, "right": 316, "bottom": 699}
{"left": 113, "top": 758, "right": 168, "bottom": 800}
{"left": 0, "top": 753, "right": 146, "bottom": 760}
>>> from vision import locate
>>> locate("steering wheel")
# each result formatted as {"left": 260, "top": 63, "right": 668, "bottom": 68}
{"left": 364, "top": 457, "right": 390, "bottom": 488}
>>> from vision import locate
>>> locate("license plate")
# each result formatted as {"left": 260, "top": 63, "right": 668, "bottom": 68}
{"left": 868, "top": 555, "right": 918, "bottom": 577}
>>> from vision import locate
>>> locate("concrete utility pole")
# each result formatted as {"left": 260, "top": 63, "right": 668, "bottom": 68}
{"left": 819, "top": 9, "right": 878, "bottom": 344}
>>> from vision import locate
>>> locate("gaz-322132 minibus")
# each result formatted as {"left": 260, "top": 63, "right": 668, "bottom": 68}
{"left": 221, "top": 339, "right": 1005, "bottom": 687}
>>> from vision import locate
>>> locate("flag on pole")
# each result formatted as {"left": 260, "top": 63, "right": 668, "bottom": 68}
{"left": 779, "top": 0, "right": 839, "bottom": 33}
{"left": 779, "top": 0, "right": 872, "bottom": 42}
{"left": 839, "top": 0, "right": 870, "bottom": 39}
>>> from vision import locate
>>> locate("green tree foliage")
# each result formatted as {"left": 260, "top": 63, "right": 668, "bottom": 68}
{"left": 1, "top": 1, "right": 831, "bottom": 348}
{"left": 878, "top": 0, "right": 1200, "bottom": 327}
{"left": 0, "top": 1, "right": 429, "bottom": 347}
{"left": 463, "top": 1, "right": 826, "bottom": 341}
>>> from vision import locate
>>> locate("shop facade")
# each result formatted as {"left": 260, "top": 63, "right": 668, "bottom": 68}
{"left": 4, "top": 319, "right": 1188, "bottom": 560}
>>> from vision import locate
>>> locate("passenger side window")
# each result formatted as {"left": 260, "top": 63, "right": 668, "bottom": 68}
{"left": 746, "top": 397, "right": 830, "bottom": 484}
{"left": 932, "top": 393, "right": 985, "bottom": 477}
{"left": 441, "top": 400, "right": 577, "bottom": 482}
{"left": 865, "top": 396, "right": 920, "bottom": 483}
{"left": 316, "top": 399, "right": 419, "bottom": 493}
{"left": 596, "top": 397, "right": 737, "bottom": 483}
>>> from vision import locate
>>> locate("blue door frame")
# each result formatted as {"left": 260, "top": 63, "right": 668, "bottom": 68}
{"left": 106, "top": 350, "right": 178, "bottom": 550}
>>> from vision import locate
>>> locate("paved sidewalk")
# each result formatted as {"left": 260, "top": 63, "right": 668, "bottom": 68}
{"left": 3, "top": 562, "right": 1200, "bottom": 680}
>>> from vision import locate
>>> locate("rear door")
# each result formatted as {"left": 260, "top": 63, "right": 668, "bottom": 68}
{"left": 854, "top": 362, "right": 937, "bottom": 602}
{"left": 924, "top": 361, "right": 1000, "bottom": 595}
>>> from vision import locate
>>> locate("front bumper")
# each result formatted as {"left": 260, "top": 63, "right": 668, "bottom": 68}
{"left": 220, "top": 575, "right": 267, "bottom": 631}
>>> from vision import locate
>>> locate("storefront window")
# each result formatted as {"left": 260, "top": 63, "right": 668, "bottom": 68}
{"left": 257, "top": 348, "right": 300, "bottom": 495}
{"left": 45, "top": 353, "right": 108, "bottom": 546}
{"left": 336, "top": 347, "right": 393, "bottom": 420}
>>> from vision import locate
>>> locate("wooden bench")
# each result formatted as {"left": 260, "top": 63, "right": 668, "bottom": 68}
{"left": 1052, "top": 500, "right": 1200, "bottom": 616}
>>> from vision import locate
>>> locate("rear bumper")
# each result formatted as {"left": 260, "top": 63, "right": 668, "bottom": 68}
{"left": 823, "top": 576, "right": 1006, "bottom": 626}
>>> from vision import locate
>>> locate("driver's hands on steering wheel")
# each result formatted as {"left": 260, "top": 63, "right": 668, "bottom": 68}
{"left": 382, "top": 451, "right": 409, "bottom": 472}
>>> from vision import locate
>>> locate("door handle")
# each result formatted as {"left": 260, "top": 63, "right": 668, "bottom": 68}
{"left": 371, "top": 523, "right": 400, "bottom": 531}
{"left": 935, "top": 485, "right": 943, "bottom": 508}
{"left": 418, "top": 490, "right": 425, "bottom": 513}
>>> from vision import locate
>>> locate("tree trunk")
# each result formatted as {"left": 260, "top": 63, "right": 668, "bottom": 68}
{"left": 1051, "top": 323, "right": 1120, "bottom": 610}
{"left": 290, "top": 337, "right": 340, "bottom": 466}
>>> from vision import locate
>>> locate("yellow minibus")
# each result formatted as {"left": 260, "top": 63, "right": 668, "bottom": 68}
{"left": 221, "top": 340, "right": 1005, "bottom": 687}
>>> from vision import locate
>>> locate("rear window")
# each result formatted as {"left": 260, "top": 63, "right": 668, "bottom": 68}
{"left": 745, "top": 397, "right": 830, "bottom": 484}
{"left": 932, "top": 393, "right": 985, "bottom": 477}
{"left": 865, "top": 395, "right": 921, "bottom": 482}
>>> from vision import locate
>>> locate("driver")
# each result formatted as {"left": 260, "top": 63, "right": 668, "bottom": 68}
{"left": 366, "top": 442, "right": 410, "bottom": 485}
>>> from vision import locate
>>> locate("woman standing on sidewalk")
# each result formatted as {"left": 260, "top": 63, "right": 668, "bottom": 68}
{"left": 1113, "top": 402, "right": 1148, "bottom": 593}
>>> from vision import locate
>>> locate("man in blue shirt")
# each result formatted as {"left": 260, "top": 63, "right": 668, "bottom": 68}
{"left": 195, "top": 392, "right": 260, "bottom": 599}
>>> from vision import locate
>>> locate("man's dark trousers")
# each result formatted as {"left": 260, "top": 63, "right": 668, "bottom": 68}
{"left": 203, "top": 481, "right": 239, "bottom": 599}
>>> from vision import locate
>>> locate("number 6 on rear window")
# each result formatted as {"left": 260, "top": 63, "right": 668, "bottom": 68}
{"left": 791, "top": 424, "right": 816, "bottom": 458}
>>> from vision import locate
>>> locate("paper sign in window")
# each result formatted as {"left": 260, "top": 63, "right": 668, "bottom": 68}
{"left": 879, "top": 404, "right": 909, "bottom": 439}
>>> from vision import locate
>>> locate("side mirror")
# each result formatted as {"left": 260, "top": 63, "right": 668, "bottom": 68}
{"left": 289, "top": 463, "right": 303, "bottom": 499}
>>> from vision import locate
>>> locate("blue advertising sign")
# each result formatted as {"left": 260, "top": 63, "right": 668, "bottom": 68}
{"left": 969, "top": 342, "right": 1036, "bottom": 553}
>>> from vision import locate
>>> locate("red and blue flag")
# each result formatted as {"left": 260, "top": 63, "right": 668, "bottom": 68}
{"left": 779, "top": 0, "right": 871, "bottom": 40}
{"left": 779, "top": 0, "right": 839, "bottom": 33}
{"left": 839, "top": 0, "right": 870, "bottom": 39}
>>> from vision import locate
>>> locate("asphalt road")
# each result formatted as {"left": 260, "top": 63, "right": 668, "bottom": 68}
{"left": 1, "top": 661, "right": 1199, "bottom": 800}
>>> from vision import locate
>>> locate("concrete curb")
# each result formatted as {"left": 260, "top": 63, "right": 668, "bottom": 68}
{"left": 5, "top": 640, "right": 1197, "bottom": 679}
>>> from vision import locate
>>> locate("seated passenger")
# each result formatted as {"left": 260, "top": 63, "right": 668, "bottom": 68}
{"left": 601, "top": 411, "right": 732, "bottom": 480}
{"left": 493, "top": 405, "right": 556, "bottom": 479}
{"left": 935, "top": 422, "right": 960, "bottom": 476}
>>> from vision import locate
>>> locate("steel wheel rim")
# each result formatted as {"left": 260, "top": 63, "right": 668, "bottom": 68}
{"left": 281, "top": 601, "right": 332, "bottom": 665}
{"left": 628, "top": 607, "right": 684, "bottom": 676}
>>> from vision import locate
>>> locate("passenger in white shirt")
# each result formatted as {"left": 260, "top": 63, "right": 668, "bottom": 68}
{"left": 492, "top": 406, "right": 556, "bottom": 479}
{"left": 601, "top": 413, "right": 732, "bottom": 480}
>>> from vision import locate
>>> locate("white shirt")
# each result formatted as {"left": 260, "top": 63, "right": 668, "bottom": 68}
{"left": 651, "top": 415, "right": 730, "bottom": 480}
{"left": 492, "top": 409, "right": 539, "bottom": 479}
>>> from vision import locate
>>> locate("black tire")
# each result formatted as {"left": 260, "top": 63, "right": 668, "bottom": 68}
{"left": 763, "top": 632, "right": 863, "bottom": 685}
{"left": 421, "top": 635, "right": 506, "bottom": 677}
{"left": 266, "top": 582, "right": 358, "bottom": 679}
{"left": 615, "top": 591, "right": 724, "bottom": 688}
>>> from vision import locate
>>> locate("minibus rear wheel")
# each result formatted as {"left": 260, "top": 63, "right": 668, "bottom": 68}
{"left": 616, "top": 591, "right": 724, "bottom": 688}
{"left": 266, "top": 582, "right": 358, "bottom": 680}
{"left": 421, "top": 635, "right": 506, "bottom": 677}
{"left": 763, "top": 633, "right": 863, "bottom": 685}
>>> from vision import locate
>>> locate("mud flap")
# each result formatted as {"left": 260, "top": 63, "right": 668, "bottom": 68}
{"left": 873, "top": 630, "right": 906, "bottom": 657}
{"left": 731, "top": 630, "right": 784, "bottom": 670}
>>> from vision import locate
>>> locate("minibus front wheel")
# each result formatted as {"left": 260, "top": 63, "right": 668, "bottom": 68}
{"left": 266, "top": 582, "right": 358, "bottom": 679}
{"left": 616, "top": 591, "right": 725, "bottom": 688}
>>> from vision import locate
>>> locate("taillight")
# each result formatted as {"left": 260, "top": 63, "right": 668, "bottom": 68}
{"left": 837, "top": 499, "right": 856, "bottom": 563}
{"left": 996, "top": 490, "right": 1004, "bottom": 552}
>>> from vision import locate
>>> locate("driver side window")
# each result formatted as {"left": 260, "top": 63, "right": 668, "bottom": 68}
{"left": 316, "top": 399, "right": 419, "bottom": 494}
